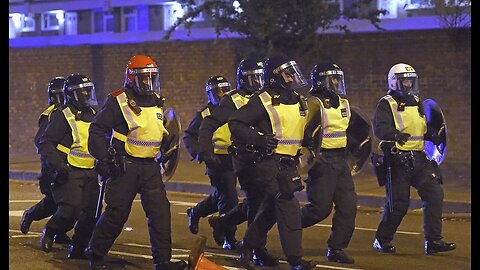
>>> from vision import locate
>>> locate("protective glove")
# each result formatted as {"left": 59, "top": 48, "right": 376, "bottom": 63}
{"left": 95, "top": 160, "right": 112, "bottom": 180}
{"left": 196, "top": 151, "right": 222, "bottom": 170}
{"left": 53, "top": 164, "right": 69, "bottom": 185}
{"left": 255, "top": 134, "right": 279, "bottom": 151}
{"left": 394, "top": 132, "right": 411, "bottom": 146}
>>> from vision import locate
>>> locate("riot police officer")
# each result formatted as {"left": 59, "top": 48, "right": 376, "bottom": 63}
{"left": 300, "top": 62, "right": 359, "bottom": 264}
{"left": 183, "top": 75, "right": 239, "bottom": 250}
{"left": 37, "top": 74, "right": 100, "bottom": 259}
{"left": 85, "top": 55, "right": 187, "bottom": 270}
{"left": 199, "top": 58, "right": 278, "bottom": 266}
{"left": 20, "top": 77, "right": 71, "bottom": 245}
{"left": 228, "top": 56, "right": 316, "bottom": 270}
{"left": 372, "top": 63, "right": 456, "bottom": 255}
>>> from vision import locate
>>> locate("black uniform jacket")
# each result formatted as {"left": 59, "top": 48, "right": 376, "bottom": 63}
{"left": 228, "top": 87, "right": 301, "bottom": 146}
{"left": 88, "top": 87, "right": 163, "bottom": 162}
{"left": 373, "top": 91, "right": 437, "bottom": 143}
{"left": 37, "top": 103, "right": 96, "bottom": 171}
{"left": 183, "top": 102, "right": 216, "bottom": 160}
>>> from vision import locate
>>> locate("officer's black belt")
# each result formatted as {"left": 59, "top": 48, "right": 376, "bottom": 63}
{"left": 273, "top": 154, "right": 298, "bottom": 166}
{"left": 319, "top": 147, "right": 347, "bottom": 153}
{"left": 125, "top": 155, "right": 157, "bottom": 164}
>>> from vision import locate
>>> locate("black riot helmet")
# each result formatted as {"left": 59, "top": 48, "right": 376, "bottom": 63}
{"left": 205, "top": 75, "right": 230, "bottom": 106}
{"left": 310, "top": 61, "right": 346, "bottom": 97}
{"left": 64, "top": 74, "right": 98, "bottom": 109}
{"left": 263, "top": 56, "right": 307, "bottom": 92}
{"left": 236, "top": 58, "right": 264, "bottom": 94}
{"left": 48, "top": 77, "right": 66, "bottom": 107}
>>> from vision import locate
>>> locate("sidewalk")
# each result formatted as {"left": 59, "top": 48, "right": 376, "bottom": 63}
{"left": 9, "top": 154, "right": 471, "bottom": 214}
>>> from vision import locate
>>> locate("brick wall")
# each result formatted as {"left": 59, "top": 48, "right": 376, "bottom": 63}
{"left": 9, "top": 29, "right": 470, "bottom": 184}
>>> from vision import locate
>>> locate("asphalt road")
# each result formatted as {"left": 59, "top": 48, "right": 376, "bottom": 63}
{"left": 9, "top": 180, "right": 471, "bottom": 270}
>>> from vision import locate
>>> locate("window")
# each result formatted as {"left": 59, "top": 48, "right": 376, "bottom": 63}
{"left": 9, "top": 13, "right": 36, "bottom": 33}
{"left": 405, "top": 0, "right": 434, "bottom": 10}
{"left": 94, "top": 10, "right": 114, "bottom": 33}
{"left": 41, "top": 10, "right": 64, "bottom": 31}
{"left": 122, "top": 7, "right": 137, "bottom": 32}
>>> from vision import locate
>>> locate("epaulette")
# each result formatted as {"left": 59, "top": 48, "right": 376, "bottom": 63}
{"left": 110, "top": 89, "right": 124, "bottom": 97}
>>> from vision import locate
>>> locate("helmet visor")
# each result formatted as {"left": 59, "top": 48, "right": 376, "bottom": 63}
{"left": 69, "top": 82, "right": 97, "bottom": 107}
{"left": 243, "top": 69, "right": 264, "bottom": 93}
{"left": 319, "top": 70, "right": 346, "bottom": 97}
{"left": 133, "top": 68, "right": 160, "bottom": 95}
{"left": 207, "top": 82, "right": 230, "bottom": 105}
{"left": 396, "top": 72, "right": 418, "bottom": 96}
{"left": 275, "top": 61, "right": 307, "bottom": 91}
{"left": 50, "top": 92, "right": 65, "bottom": 107}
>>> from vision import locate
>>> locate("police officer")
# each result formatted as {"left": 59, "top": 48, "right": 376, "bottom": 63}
{"left": 199, "top": 58, "right": 278, "bottom": 267}
{"left": 20, "top": 77, "right": 71, "bottom": 245}
{"left": 228, "top": 56, "right": 316, "bottom": 270}
{"left": 37, "top": 74, "right": 99, "bottom": 259}
{"left": 85, "top": 55, "right": 187, "bottom": 270}
{"left": 183, "top": 75, "right": 239, "bottom": 250}
{"left": 300, "top": 62, "right": 358, "bottom": 264}
{"left": 372, "top": 63, "right": 456, "bottom": 255}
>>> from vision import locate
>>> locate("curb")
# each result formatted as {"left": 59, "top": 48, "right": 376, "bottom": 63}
{"left": 10, "top": 170, "right": 471, "bottom": 214}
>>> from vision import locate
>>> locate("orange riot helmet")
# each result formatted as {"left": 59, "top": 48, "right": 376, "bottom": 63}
{"left": 125, "top": 55, "right": 161, "bottom": 95}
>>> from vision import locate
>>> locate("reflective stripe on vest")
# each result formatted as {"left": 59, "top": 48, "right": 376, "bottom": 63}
{"left": 259, "top": 92, "right": 306, "bottom": 156}
{"left": 62, "top": 107, "right": 95, "bottom": 168}
{"left": 384, "top": 95, "right": 426, "bottom": 151}
{"left": 41, "top": 104, "right": 55, "bottom": 118}
{"left": 230, "top": 93, "right": 251, "bottom": 110}
{"left": 315, "top": 97, "right": 350, "bottom": 149}
{"left": 115, "top": 92, "right": 166, "bottom": 158}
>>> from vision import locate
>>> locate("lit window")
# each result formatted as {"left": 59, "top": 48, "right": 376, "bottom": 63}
{"left": 42, "top": 10, "right": 64, "bottom": 31}
{"left": 405, "top": 0, "right": 434, "bottom": 9}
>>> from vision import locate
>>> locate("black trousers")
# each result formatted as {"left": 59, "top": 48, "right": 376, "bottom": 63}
{"left": 375, "top": 151, "right": 444, "bottom": 243}
{"left": 193, "top": 154, "right": 238, "bottom": 238}
{"left": 301, "top": 150, "right": 357, "bottom": 250}
{"left": 242, "top": 156, "right": 303, "bottom": 260}
{"left": 27, "top": 164, "right": 58, "bottom": 222}
{"left": 231, "top": 153, "right": 264, "bottom": 227}
{"left": 88, "top": 159, "right": 173, "bottom": 264}
{"left": 48, "top": 167, "right": 98, "bottom": 248}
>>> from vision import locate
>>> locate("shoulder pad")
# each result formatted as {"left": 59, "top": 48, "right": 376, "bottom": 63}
{"left": 110, "top": 89, "right": 124, "bottom": 97}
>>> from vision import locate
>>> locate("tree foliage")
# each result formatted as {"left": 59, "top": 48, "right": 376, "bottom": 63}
{"left": 163, "top": 0, "right": 386, "bottom": 58}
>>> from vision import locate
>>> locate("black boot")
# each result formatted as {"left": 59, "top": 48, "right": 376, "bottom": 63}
{"left": 20, "top": 210, "right": 33, "bottom": 234}
{"left": 425, "top": 240, "right": 456, "bottom": 255}
{"left": 237, "top": 241, "right": 256, "bottom": 270}
{"left": 85, "top": 247, "right": 108, "bottom": 270}
{"left": 154, "top": 260, "right": 187, "bottom": 270}
{"left": 208, "top": 215, "right": 226, "bottom": 246}
{"left": 54, "top": 233, "right": 72, "bottom": 244}
{"left": 187, "top": 208, "right": 200, "bottom": 234}
{"left": 40, "top": 227, "right": 54, "bottom": 252}
{"left": 223, "top": 234, "right": 237, "bottom": 250}
{"left": 253, "top": 247, "right": 279, "bottom": 266}
{"left": 373, "top": 238, "right": 396, "bottom": 253}
{"left": 68, "top": 244, "right": 87, "bottom": 260}
{"left": 289, "top": 258, "right": 317, "bottom": 270}
{"left": 326, "top": 247, "right": 354, "bottom": 264}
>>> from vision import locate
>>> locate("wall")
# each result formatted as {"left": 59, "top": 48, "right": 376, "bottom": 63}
{"left": 9, "top": 29, "right": 471, "bottom": 184}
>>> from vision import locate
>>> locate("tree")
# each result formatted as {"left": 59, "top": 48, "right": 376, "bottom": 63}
{"left": 163, "top": 0, "right": 386, "bottom": 59}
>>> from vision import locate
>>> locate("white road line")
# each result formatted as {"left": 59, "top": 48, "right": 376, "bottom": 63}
{"left": 312, "top": 224, "right": 420, "bottom": 235}
{"left": 9, "top": 200, "right": 420, "bottom": 236}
